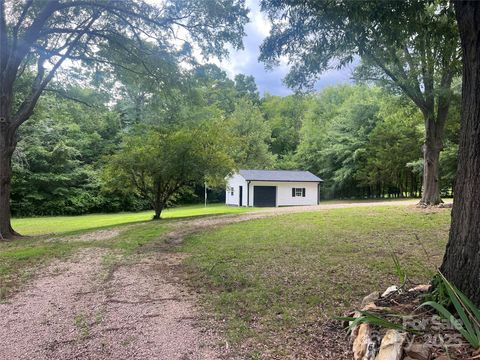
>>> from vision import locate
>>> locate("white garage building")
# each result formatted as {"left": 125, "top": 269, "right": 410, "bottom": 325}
{"left": 226, "top": 169, "right": 323, "bottom": 207}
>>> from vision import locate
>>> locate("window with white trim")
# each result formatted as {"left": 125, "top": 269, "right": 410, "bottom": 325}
{"left": 292, "top": 188, "right": 305, "bottom": 197}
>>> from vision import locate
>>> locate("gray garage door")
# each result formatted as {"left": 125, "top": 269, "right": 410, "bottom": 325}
{"left": 253, "top": 186, "right": 276, "bottom": 207}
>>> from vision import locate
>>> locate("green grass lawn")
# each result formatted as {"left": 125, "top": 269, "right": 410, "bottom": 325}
{"left": 1, "top": 203, "right": 453, "bottom": 357}
{"left": 180, "top": 206, "right": 452, "bottom": 357}
{"left": 12, "top": 204, "right": 253, "bottom": 236}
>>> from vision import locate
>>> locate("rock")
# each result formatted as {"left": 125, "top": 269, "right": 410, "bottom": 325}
{"left": 353, "top": 323, "right": 377, "bottom": 360}
{"left": 349, "top": 311, "right": 362, "bottom": 341}
{"left": 404, "top": 342, "right": 431, "bottom": 360}
{"left": 362, "top": 303, "right": 383, "bottom": 311}
{"left": 361, "top": 291, "right": 380, "bottom": 308}
{"left": 437, "top": 203, "right": 453, "bottom": 208}
{"left": 381, "top": 285, "right": 399, "bottom": 298}
{"left": 352, "top": 323, "right": 369, "bottom": 359}
{"left": 364, "top": 337, "right": 379, "bottom": 360}
{"left": 408, "top": 284, "right": 431, "bottom": 293}
{"left": 375, "top": 330, "right": 406, "bottom": 360}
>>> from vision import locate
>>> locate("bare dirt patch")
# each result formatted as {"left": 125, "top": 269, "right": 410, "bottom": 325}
{"left": 96, "top": 252, "right": 221, "bottom": 359}
{"left": 74, "top": 228, "right": 121, "bottom": 242}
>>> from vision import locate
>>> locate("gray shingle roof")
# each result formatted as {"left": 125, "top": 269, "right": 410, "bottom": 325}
{"left": 238, "top": 169, "right": 323, "bottom": 182}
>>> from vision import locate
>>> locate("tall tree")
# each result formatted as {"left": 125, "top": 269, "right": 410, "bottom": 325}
{"left": 0, "top": 0, "right": 248, "bottom": 238}
{"left": 192, "top": 64, "right": 238, "bottom": 113}
{"left": 228, "top": 99, "right": 275, "bottom": 169}
{"left": 297, "top": 85, "right": 381, "bottom": 198}
{"left": 440, "top": 1, "right": 480, "bottom": 305}
{"left": 105, "top": 123, "right": 233, "bottom": 219}
{"left": 262, "top": 94, "right": 307, "bottom": 162}
{"left": 260, "top": 0, "right": 461, "bottom": 205}
{"left": 234, "top": 74, "right": 260, "bottom": 103}
{"left": 357, "top": 97, "right": 424, "bottom": 198}
{"left": 10, "top": 90, "right": 134, "bottom": 216}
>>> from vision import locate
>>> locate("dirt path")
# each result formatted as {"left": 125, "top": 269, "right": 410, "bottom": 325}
{"left": 0, "top": 245, "right": 225, "bottom": 359}
{"left": 0, "top": 199, "right": 418, "bottom": 359}
{"left": 0, "top": 248, "right": 222, "bottom": 360}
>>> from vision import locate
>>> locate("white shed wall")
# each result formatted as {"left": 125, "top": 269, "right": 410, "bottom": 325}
{"left": 247, "top": 181, "right": 319, "bottom": 207}
{"left": 225, "top": 173, "right": 248, "bottom": 206}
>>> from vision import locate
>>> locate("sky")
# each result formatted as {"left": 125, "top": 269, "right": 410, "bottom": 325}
{"left": 213, "top": 0, "right": 355, "bottom": 96}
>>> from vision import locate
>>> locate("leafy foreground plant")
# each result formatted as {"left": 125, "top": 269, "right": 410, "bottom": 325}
{"left": 337, "top": 311, "right": 420, "bottom": 334}
{"left": 420, "top": 271, "right": 480, "bottom": 349}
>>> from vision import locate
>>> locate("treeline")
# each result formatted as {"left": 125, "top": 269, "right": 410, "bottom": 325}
{"left": 11, "top": 67, "right": 459, "bottom": 216}
{"left": 294, "top": 85, "right": 459, "bottom": 199}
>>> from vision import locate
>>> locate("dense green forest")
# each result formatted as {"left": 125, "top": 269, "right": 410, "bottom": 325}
{"left": 11, "top": 65, "right": 460, "bottom": 217}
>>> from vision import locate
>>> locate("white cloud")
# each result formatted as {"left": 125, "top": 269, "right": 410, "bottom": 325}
{"left": 151, "top": 0, "right": 354, "bottom": 96}
{"left": 212, "top": 0, "right": 354, "bottom": 96}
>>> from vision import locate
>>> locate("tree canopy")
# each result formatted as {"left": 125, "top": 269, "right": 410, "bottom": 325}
{"left": 8, "top": 80, "right": 461, "bottom": 217}
{"left": 105, "top": 121, "right": 233, "bottom": 219}
{"left": 0, "top": 0, "right": 249, "bottom": 237}
{"left": 259, "top": 0, "right": 461, "bottom": 205}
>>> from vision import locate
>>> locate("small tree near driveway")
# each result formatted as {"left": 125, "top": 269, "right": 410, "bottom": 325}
{"left": 105, "top": 124, "right": 234, "bottom": 219}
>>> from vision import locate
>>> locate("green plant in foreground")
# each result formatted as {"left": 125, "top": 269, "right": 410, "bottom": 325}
{"left": 420, "top": 271, "right": 480, "bottom": 349}
{"left": 337, "top": 311, "right": 419, "bottom": 334}
{"left": 337, "top": 271, "right": 480, "bottom": 350}
{"left": 74, "top": 313, "right": 90, "bottom": 339}
{"left": 422, "top": 273, "right": 452, "bottom": 308}
{"left": 391, "top": 253, "right": 408, "bottom": 287}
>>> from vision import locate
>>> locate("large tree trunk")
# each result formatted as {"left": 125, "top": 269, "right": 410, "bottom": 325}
{"left": 0, "top": 126, "right": 18, "bottom": 239}
{"left": 420, "top": 115, "right": 444, "bottom": 205}
{"left": 440, "top": 0, "right": 480, "bottom": 305}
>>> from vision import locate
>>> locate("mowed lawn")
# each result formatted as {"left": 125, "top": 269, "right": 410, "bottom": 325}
{"left": 2, "top": 203, "right": 452, "bottom": 357}
{"left": 181, "top": 206, "right": 452, "bottom": 357}
{"left": 12, "top": 204, "right": 253, "bottom": 236}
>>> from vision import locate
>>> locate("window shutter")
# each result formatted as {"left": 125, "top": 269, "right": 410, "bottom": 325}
{"left": 302, "top": 188, "right": 306, "bottom": 197}
{"left": 292, "top": 188, "right": 295, "bottom": 197}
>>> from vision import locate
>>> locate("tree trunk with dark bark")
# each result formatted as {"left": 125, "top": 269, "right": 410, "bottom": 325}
{"left": 420, "top": 112, "right": 447, "bottom": 205}
{"left": 440, "top": 0, "right": 480, "bottom": 305}
{"left": 421, "top": 146, "right": 441, "bottom": 204}
{"left": 0, "top": 125, "right": 18, "bottom": 239}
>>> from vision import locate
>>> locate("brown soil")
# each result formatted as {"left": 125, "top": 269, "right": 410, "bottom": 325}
{"left": 75, "top": 229, "right": 121, "bottom": 242}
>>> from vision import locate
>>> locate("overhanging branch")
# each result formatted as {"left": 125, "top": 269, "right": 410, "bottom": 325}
{"left": 11, "top": 14, "right": 100, "bottom": 130}
{"left": 43, "top": 88, "right": 95, "bottom": 108}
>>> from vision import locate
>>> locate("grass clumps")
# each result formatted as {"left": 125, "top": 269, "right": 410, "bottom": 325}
{"left": 181, "top": 206, "right": 451, "bottom": 356}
